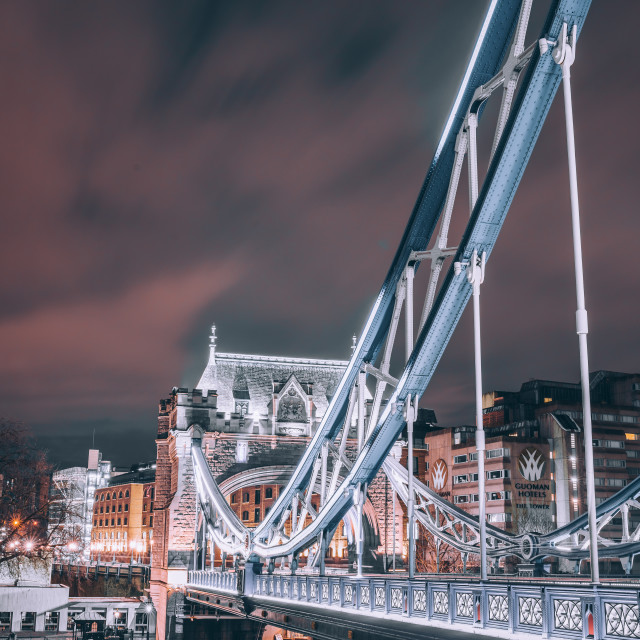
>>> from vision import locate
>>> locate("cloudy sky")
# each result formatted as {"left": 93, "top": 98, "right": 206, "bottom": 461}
{"left": 0, "top": 1, "right": 637, "bottom": 468}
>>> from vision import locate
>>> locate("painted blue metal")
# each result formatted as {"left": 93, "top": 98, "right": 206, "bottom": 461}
{"left": 251, "top": 0, "right": 593, "bottom": 558}
{"left": 253, "top": 0, "right": 523, "bottom": 544}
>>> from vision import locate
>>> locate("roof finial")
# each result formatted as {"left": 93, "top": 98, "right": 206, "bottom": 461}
{"left": 210, "top": 324, "right": 217, "bottom": 350}
{"left": 351, "top": 334, "right": 357, "bottom": 356}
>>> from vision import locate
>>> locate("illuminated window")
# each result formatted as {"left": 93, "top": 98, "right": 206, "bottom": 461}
{"left": 626, "top": 433, "right": 640, "bottom": 441}
{"left": 544, "top": 397, "right": 553, "bottom": 403}
{"left": 21, "top": 612, "right": 35, "bottom": 631}
{"left": 0, "top": 612, "right": 12, "bottom": 631}
{"left": 45, "top": 611, "right": 60, "bottom": 631}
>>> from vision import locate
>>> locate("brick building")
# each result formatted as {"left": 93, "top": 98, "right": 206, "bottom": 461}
{"left": 90, "top": 464, "right": 155, "bottom": 564}
{"left": 398, "top": 371, "right": 640, "bottom": 571}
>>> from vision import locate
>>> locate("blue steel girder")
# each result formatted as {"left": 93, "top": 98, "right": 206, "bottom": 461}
{"left": 253, "top": 0, "right": 524, "bottom": 546}
{"left": 249, "top": 0, "right": 593, "bottom": 560}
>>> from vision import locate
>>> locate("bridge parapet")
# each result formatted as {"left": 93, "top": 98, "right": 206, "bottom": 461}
{"left": 187, "top": 569, "right": 640, "bottom": 640}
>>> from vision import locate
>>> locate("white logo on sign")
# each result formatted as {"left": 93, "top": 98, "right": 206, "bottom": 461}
{"left": 518, "top": 447, "right": 545, "bottom": 481}
{"left": 431, "top": 459, "right": 448, "bottom": 491}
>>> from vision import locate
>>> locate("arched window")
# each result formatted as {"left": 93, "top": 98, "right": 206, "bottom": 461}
{"left": 119, "top": 491, "right": 123, "bottom": 499}
{"left": 242, "top": 511, "right": 249, "bottom": 521}
{"left": 125, "top": 490, "right": 130, "bottom": 498}
{"left": 102, "top": 494, "right": 107, "bottom": 501}
{"left": 112, "top": 492, "right": 117, "bottom": 500}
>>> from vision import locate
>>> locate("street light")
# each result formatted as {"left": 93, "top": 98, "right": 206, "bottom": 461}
{"left": 144, "top": 600, "right": 154, "bottom": 640}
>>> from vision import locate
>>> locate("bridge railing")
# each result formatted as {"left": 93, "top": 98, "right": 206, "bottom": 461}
{"left": 188, "top": 569, "right": 640, "bottom": 639}
{"left": 188, "top": 569, "right": 238, "bottom": 594}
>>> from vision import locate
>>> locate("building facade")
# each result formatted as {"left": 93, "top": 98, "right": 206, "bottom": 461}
{"left": 49, "top": 449, "right": 112, "bottom": 560}
{"left": 398, "top": 371, "right": 640, "bottom": 572}
{"left": 90, "top": 465, "right": 155, "bottom": 565}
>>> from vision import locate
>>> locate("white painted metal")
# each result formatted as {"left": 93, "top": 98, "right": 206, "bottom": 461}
{"left": 468, "top": 250, "right": 487, "bottom": 580}
{"left": 490, "top": 0, "right": 533, "bottom": 158}
{"left": 404, "top": 395, "right": 418, "bottom": 579}
{"left": 357, "top": 370, "right": 366, "bottom": 452}
{"left": 553, "top": 22, "right": 599, "bottom": 585}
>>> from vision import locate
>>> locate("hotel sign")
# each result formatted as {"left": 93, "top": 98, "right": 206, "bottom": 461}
{"left": 515, "top": 447, "right": 549, "bottom": 505}
{"left": 431, "top": 459, "right": 448, "bottom": 491}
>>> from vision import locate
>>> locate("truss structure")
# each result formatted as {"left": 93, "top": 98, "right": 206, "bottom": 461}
{"left": 185, "top": 0, "right": 640, "bottom": 572}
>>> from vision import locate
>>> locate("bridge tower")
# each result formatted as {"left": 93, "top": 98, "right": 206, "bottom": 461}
{"left": 150, "top": 326, "right": 403, "bottom": 640}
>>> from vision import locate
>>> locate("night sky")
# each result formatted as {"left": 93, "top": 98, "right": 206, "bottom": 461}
{"left": 0, "top": 1, "right": 638, "bottom": 469}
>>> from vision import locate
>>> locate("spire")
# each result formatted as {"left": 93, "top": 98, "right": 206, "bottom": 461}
{"left": 210, "top": 324, "right": 217, "bottom": 352}
{"left": 196, "top": 323, "right": 218, "bottom": 392}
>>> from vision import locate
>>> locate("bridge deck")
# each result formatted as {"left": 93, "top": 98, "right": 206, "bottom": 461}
{"left": 186, "top": 569, "right": 640, "bottom": 640}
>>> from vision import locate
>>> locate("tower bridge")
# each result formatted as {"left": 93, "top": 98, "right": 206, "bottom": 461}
{"left": 148, "top": 0, "right": 640, "bottom": 638}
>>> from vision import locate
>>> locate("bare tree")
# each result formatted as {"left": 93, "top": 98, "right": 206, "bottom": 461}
{"left": 0, "top": 418, "right": 80, "bottom": 574}
{"left": 415, "top": 529, "right": 463, "bottom": 574}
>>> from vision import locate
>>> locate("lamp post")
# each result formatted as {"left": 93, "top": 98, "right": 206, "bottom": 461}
{"left": 144, "top": 599, "right": 154, "bottom": 640}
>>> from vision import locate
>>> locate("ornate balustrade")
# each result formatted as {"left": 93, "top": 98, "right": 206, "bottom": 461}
{"left": 187, "top": 569, "right": 640, "bottom": 639}
{"left": 188, "top": 569, "right": 238, "bottom": 594}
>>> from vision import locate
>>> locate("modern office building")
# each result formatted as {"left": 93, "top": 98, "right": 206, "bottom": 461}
{"left": 49, "top": 449, "right": 112, "bottom": 559}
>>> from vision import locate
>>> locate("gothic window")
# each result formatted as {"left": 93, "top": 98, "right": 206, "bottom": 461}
{"left": 125, "top": 490, "right": 129, "bottom": 498}
{"left": 277, "top": 388, "right": 307, "bottom": 422}
{"left": 119, "top": 491, "right": 123, "bottom": 499}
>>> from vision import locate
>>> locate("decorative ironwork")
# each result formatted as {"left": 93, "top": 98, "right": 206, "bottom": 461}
{"left": 456, "top": 592, "right": 473, "bottom": 618}
{"left": 333, "top": 583, "right": 340, "bottom": 603}
{"left": 391, "top": 588, "right": 403, "bottom": 609}
{"left": 519, "top": 596, "right": 542, "bottom": 627}
{"left": 413, "top": 589, "right": 426, "bottom": 612}
{"left": 554, "top": 599, "right": 582, "bottom": 632}
{"left": 433, "top": 591, "right": 449, "bottom": 615}
{"left": 310, "top": 582, "right": 317, "bottom": 600}
{"left": 375, "top": 586, "right": 385, "bottom": 608}
{"left": 283, "top": 580, "right": 288, "bottom": 597}
{"left": 361, "top": 585, "right": 370, "bottom": 606}
{"left": 605, "top": 602, "right": 640, "bottom": 638}
{"left": 301, "top": 581, "right": 307, "bottom": 598}
{"left": 344, "top": 584, "right": 353, "bottom": 603}
{"left": 276, "top": 580, "right": 281, "bottom": 596}
{"left": 293, "top": 580, "right": 298, "bottom": 598}
{"left": 488, "top": 594, "right": 509, "bottom": 622}
{"left": 322, "top": 582, "right": 329, "bottom": 601}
